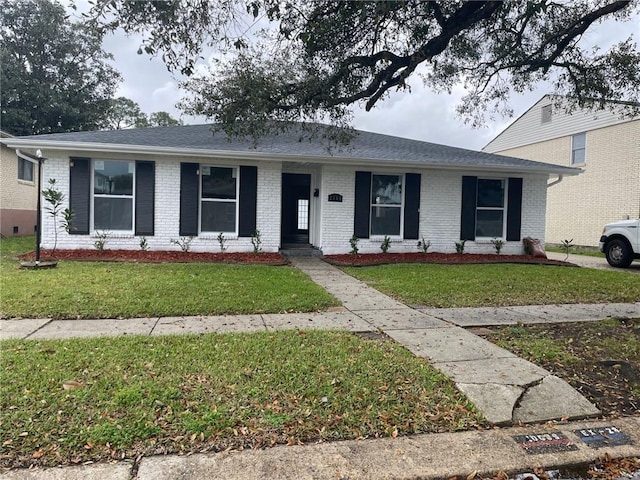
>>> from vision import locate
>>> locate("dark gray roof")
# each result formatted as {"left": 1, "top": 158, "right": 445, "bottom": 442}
{"left": 7, "top": 123, "right": 579, "bottom": 174}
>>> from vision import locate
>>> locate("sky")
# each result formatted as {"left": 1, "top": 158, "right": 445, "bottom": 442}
{"left": 73, "top": 3, "right": 639, "bottom": 151}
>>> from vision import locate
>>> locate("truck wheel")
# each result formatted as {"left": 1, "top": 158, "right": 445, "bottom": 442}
{"left": 605, "top": 239, "right": 633, "bottom": 268}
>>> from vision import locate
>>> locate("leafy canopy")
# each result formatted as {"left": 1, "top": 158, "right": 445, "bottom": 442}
{"left": 87, "top": 0, "right": 640, "bottom": 140}
{"left": 1, "top": 0, "right": 120, "bottom": 136}
{"left": 102, "top": 97, "right": 183, "bottom": 130}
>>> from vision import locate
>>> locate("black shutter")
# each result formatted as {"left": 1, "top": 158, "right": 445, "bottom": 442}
{"left": 238, "top": 165, "right": 258, "bottom": 237}
{"left": 69, "top": 157, "right": 90, "bottom": 235}
{"left": 354, "top": 171, "right": 371, "bottom": 238}
{"left": 460, "top": 176, "right": 477, "bottom": 241}
{"left": 135, "top": 161, "right": 155, "bottom": 236}
{"left": 179, "top": 162, "right": 199, "bottom": 236}
{"left": 403, "top": 173, "right": 421, "bottom": 240}
{"left": 506, "top": 177, "right": 523, "bottom": 241}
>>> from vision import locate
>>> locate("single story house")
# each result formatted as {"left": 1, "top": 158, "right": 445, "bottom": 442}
{"left": 1, "top": 124, "right": 579, "bottom": 255}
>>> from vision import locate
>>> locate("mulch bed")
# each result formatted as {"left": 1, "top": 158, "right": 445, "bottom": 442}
{"left": 18, "top": 249, "right": 289, "bottom": 265}
{"left": 323, "top": 252, "right": 571, "bottom": 267}
{"left": 17, "top": 250, "right": 571, "bottom": 267}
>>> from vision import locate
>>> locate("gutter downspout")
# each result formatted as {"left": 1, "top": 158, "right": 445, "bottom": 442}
{"left": 547, "top": 174, "right": 563, "bottom": 188}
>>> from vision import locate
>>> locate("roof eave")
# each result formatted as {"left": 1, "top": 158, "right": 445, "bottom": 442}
{"left": 1, "top": 138, "right": 579, "bottom": 177}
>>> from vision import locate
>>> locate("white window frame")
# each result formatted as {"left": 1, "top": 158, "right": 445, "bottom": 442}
{"left": 571, "top": 132, "right": 586, "bottom": 166}
{"left": 370, "top": 172, "right": 404, "bottom": 238}
{"left": 199, "top": 165, "right": 239, "bottom": 235}
{"left": 91, "top": 159, "right": 135, "bottom": 234}
{"left": 475, "top": 177, "right": 507, "bottom": 240}
{"left": 17, "top": 156, "right": 35, "bottom": 183}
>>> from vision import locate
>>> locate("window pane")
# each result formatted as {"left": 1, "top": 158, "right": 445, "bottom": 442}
{"left": 477, "top": 179, "right": 504, "bottom": 208}
{"left": 94, "top": 197, "right": 132, "bottom": 230}
{"left": 202, "top": 201, "right": 236, "bottom": 232}
{"left": 572, "top": 133, "right": 586, "bottom": 150}
{"left": 370, "top": 206, "right": 401, "bottom": 236}
{"left": 94, "top": 160, "right": 133, "bottom": 195}
{"left": 372, "top": 174, "right": 402, "bottom": 205}
{"left": 297, "top": 199, "right": 309, "bottom": 230}
{"left": 476, "top": 210, "right": 504, "bottom": 238}
{"left": 202, "top": 167, "right": 236, "bottom": 199}
{"left": 572, "top": 148, "right": 585, "bottom": 165}
{"left": 18, "top": 158, "right": 33, "bottom": 181}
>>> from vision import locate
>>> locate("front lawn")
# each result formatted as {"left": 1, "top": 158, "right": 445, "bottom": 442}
{"left": 0, "top": 237, "right": 338, "bottom": 319}
{"left": 478, "top": 319, "right": 639, "bottom": 415}
{"left": 342, "top": 263, "right": 640, "bottom": 307}
{"left": 0, "top": 331, "right": 483, "bottom": 467}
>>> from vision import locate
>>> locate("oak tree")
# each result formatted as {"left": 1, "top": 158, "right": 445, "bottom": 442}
{"left": 1, "top": 0, "right": 120, "bottom": 136}
{"left": 87, "top": 0, "right": 640, "bottom": 140}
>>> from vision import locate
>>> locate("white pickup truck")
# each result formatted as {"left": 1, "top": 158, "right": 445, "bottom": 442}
{"left": 599, "top": 219, "right": 640, "bottom": 268}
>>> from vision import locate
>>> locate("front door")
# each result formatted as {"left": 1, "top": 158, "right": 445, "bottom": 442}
{"left": 281, "top": 173, "right": 311, "bottom": 245}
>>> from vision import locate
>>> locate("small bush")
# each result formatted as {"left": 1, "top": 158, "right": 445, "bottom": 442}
{"left": 455, "top": 239, "right": 466, "bottom": 254}
{"left": 380, "top": 235, "right": 391, "bottom": 253}
{"left": 561, "top": 238, "right": 574, "bottom": 261}
{"left": 491, "top": 238, "right": 504, "bottom": 255}
{"left": 170, "top": 236, "right": 193, "bottom": 253}
{"left": 349, "top": 235, "right": 359, "bottom": 255}
{"left": 251, "top": 230, "right": 262, "bottom": 255}
{"left": 417, "top": 237, "right": 431, "bottom": 253}
{"left": 217, "top": 232, "right": 227, "bottom": 253}
{"left": 94, "top": 231, "right": 110, "bottom": 251}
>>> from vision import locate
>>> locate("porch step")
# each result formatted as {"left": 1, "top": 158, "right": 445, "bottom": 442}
{"left": 280, "top": 245, "right": 323, "bottom": 257}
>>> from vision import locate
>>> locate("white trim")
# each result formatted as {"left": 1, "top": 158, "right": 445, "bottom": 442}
{"left": 198, "top": 165, "right": 239, "bottom": 235}
{"left": 1, "top": 139, "right": 580, "bottom": 176}
{"left": 370, "top": 172, "right": 405, "bottom": 238}
{"left": 91, "top": 159, "right": 135, "bottom": 234}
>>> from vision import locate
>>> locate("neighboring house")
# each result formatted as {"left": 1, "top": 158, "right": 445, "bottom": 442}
{"left": 1, "top": 124, "right": 578, "bottom": 254}
{"left": 0, "top": 130, "right": 39, "bottom": 237}
{"left": 483, "top": 95, "right": 640, "bottom": 247}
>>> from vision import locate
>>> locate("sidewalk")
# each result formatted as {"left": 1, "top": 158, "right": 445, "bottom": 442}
{"left": 1, "top": 256, "right": 639, "bottom": 479}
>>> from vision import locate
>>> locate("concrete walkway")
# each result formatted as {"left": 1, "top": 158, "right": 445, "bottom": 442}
{"left": 547, "top": 251, "right": 640, "bottom": 274}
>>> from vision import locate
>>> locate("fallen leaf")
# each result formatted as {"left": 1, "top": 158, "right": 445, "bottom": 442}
{"left": 466, "top": 470, "right": 477, "bottom": 480}
{"left": 63, "top": 380, "right": 84, "bottom": 390}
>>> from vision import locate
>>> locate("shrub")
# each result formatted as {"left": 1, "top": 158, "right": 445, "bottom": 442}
{"left": 217, "top": 232, "right": 227, "bottom": 253}
{"left": 417, "top": 237, "right": 431, "bottom": 253}
{"left": 380, "top": 235, "right": 391, "bottom": 253}
{"left": 455, "top": 240, "right": 466, "bottom": 254}
{"left": 139, "top": 236, "right": 149, "bottom": 251}
{"left": 170, "top": 236, "right": 193, "bottom": 253}
{"left": 491, "top": 238, "right": 504, "bottom": 255}
{"left": 349, "top": 235, "right": 359, "bottom": 255}
{"left": 94, "top": 231, "right": 110, "bottom": 251}
{"left": 251, "top": 229, "right": 262, "bottom": 255}
{"left": 561, "top": 238, "right": 574, "bottom": 261}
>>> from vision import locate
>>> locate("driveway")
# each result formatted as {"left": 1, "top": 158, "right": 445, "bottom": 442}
{"left": 547, "top": 251, "right": 640, "bottom": 274}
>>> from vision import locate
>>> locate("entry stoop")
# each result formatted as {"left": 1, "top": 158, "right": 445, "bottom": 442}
{"left": 280, "top": 244, "right": 323, "bottom": 257}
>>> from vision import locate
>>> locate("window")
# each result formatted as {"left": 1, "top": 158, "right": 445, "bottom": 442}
{"left": 571, "top": 133, "right": 586, "bottom": 165}
{"left": 18, "top": 157, "right": 34, "bottom": 182}
{"left": 93, "top": 160, "right": 134, "bottom": 231}
{"left": 476, "top": 178, "right": 505, "bottom": 238}
{"left": 201, "top": 166, "right": 237, "bottom": 233}
{"left": 541, "top": 104, "right": 552, "bottom": 124}
{"left": 371, "top": 174, "right": 403, "bottom": 236}
{"left": 297, "top": 199, "right": 309, "bottom": 230}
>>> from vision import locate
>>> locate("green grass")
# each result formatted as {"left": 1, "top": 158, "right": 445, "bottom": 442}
{"left": 0, "top": 236, "right": 338, "bottom": 319}
{"left": 342, "top": 264, "right": 640, "bottom": 307}
{"left": 0, "top": 331, "right": 483, "bottom": 467}
{"left": 545, "top": 244, "right": 605, "bottom": 258}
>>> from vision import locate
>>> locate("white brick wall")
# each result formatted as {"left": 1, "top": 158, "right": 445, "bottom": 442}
{"left": 39, "top": 152, "right": 282, "bottom": 253}
{"left": 38, "top": 150, "right": 549, "bottom": 255}
{"left": 318, "top": 166, "right": 548, "bottom": 255}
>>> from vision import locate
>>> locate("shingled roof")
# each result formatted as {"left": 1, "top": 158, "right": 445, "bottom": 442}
{"left": 2, "top": 123, "right": 579, "bottom": 175}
